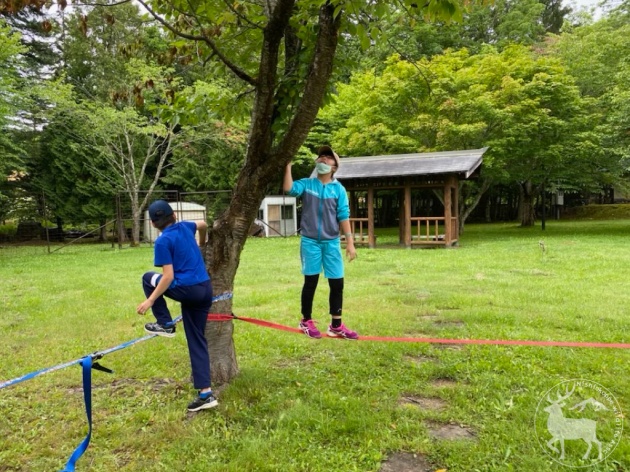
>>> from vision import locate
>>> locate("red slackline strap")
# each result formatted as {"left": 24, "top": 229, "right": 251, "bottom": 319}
{"left": 207, "top": 313, "right": 630, "bottom": 349}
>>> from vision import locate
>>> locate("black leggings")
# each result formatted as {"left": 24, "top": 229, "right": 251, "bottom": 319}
{"left": 301, "top": 274, "right": 344, "bottom": 318}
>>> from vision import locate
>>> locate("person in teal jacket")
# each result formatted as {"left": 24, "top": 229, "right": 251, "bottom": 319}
{"left": 283, "top": 145, "right": 358, "bottom": 339}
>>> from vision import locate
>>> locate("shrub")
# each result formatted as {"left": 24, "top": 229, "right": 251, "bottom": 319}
{"left": 0, "top": 224, "right": 17, "bottom": 242}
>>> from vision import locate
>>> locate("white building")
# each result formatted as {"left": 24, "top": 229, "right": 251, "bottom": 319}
{"left": 258, "top": 196, "right": 297, "bottom": 237}
{"left": 144, "top": 201, "right": 206, "bottom": 243}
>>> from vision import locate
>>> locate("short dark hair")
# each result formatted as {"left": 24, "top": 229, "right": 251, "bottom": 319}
{"left": 153, "top": 214, "right": 176, "bottom": 231}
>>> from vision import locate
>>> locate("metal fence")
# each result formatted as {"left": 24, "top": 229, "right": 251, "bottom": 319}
{"left": 0, "top": 190, "right": 233, "bottom": 253}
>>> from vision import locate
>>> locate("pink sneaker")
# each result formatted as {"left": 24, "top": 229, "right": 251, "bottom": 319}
{"left": 299, "top": 319, "right": 322, "bottom": 338}
{"left": 327, "top": 323, "right": 359, "bottom": 340}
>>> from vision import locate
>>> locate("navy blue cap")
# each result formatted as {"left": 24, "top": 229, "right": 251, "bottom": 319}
{"left": 148, "top": 200, "right": 173, "bottom": 222}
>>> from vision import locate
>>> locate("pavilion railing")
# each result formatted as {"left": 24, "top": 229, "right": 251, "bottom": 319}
{"left": 410, "top": 216, "right": 447, "bottom": 245}
{"left": 342, "top": 216, "right": 458, "bottom": 247}
{"left": 342, "top": 218, "right": 370, "bottom": 245}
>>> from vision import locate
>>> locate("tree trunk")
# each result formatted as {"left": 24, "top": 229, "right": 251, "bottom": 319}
{"left": 117, "top": 213, "right": 127, "bottom": 244}
{"left": 206, "top": 293, "right": 239, "bottom": 385}
{"left": 484, "top": 194, "right": 491, "bottom": 223}
{"left": 458, "top": 179, "right": 491, "bottom": 233}
{"left": 202, "top": 1, "right": 341, "bottom": 386}
{"left": 131, "top": 208, "right": 141, "bottom": 246}
{"left": 519, "top": 181, "right": 536, "bottom": 227}
{"left": 99, "top": 219, "right": 107, "bottom": 242}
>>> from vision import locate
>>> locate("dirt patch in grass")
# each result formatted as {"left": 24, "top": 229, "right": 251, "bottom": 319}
{"left": 403, "top": 330, "right": 434, "bottom": 338}
{"left": 399, "top": 395, "right": 447, "bottom": 411}
{"left": 427, "top": 422, "right": 476, "bottom": 441}
{"left": 403, "top": 354, "right": 437, "bottom": 365}
{"left": 431, "top": 342, "right": 464, "bottom": 350}
{"left": 435, "top": 305, "right": 460, "bottom": 310}
{"left": 272, "top": 355, "right": 313, "bottom": 368}
{"left": 379, "top": 452, "right": 433, "bottom": 472}
{"left": 379, "top": 279, "right": 400, "bottom": 286}
{"left": 112, "top": 448, "right": 134, "bottom": 468}
{"left": 430, "top": 378, "right": 458, "bottom": 388}
{"left": 417, "top": 313, "right": 439, "bottom": 321}
{"left": 433, "top": 320, "right": 464, "bottom": 327}
{"left": 66, "top": 377, "right": 176, "bottom": 394}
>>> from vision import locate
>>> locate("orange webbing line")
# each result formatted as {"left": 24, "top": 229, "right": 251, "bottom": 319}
{"left": 206, "top": 314, "right": 630, "bottom": 349}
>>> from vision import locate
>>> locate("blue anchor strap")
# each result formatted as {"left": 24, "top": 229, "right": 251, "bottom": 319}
{"left": 60, "top": 356, "right": 93, "bottom": 472}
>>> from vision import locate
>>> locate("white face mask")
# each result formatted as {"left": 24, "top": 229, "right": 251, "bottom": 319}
{"left": 315, "top": 162, "right": 332, "bottom": 174}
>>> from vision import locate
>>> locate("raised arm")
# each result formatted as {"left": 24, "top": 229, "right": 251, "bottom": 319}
{"left": 283, "top": 163, "right": 294, "bottom": 192}
{"left": 195, "top": 220, "right": 208, "bottom": 247}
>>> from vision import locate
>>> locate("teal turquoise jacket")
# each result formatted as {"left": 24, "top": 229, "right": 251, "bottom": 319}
{"left": 288, "top": 178, "right": 350, "bottom": 241}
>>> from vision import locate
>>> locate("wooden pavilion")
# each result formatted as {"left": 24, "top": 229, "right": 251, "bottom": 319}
{"left": 332, "top": 148, "right": 487, "bottom": 248}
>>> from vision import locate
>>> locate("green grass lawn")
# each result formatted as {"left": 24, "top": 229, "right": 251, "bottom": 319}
{"left": 1, "top": 220, "right": 629, "bottom": 471}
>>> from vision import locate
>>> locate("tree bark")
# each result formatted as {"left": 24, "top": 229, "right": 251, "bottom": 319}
{"left": 203, "top": 1, "right": 340, "bottom": 386}
{"left": 99, "top": 218, "right": 107, "bottom": 242}
{"left": 206, "top": 294, "right": 239, "bottom": 385}
{"left": 519, "top": 180, "right": 536, "bottom": 227}
{"left": 458, "top": 178, "right": 491, "bottom": 233}
{"left": 131, "top": 208, "right": 141, "bottom": 246}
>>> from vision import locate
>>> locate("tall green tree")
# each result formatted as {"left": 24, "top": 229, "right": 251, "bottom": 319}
{"left": 162, "top": 121, "right": 247, "bottom": 193}
{"left": 59, "top": 3, "right": 169, "bottom": 101}
{"left": 321, "top": 45, "right": 604, "bottom": 227}
{"left": 40, "top": 61, "right": 197, "bottom": 245}
{"left": 549, "top": 13, "right": 630, "bottom": 194}
{"left": 346, "top": 0, "right": 571, "bottom": 74}
{"left": 1, "top": 6, "right": 60, "bottom": 222}
{"left": 0, "top": 20, "right": 27, "bottom": 222}
{"left": 31, "top": 3, "right": 207, "bottom": 239}
{"left": 33, "top": 112, "right": 117, "bottom": 236}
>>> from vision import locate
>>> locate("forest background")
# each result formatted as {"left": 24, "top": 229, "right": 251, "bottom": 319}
{"left": 1, "top": 0, "right": 629, "bottom": 236}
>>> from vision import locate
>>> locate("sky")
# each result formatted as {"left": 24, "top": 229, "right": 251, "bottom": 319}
{"left": 569, "top": 0, "right": 599, "bottom": 7}
{"left": 564, "top": 0, "right": 607, "bottom": 19}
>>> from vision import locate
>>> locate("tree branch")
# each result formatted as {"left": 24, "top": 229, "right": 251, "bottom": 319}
{"left": 135, "top": 0, "right": 258, "bottom": 85}
{"left": 276, "top": 1, "right": 340, "bottom": 159}
{"left": 221, "top": 0, "right": 263, "bottom": 29}
{"left": 134, "top": 0, "right": 205, "bottom": 40}
{"left": 74, "top": 0, "right": 132, "bottom": 7}
{"left": 243, "top": 0, "right": 296, "bottom": 168}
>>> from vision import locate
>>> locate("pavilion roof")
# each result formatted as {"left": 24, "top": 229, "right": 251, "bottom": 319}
{"left": 331, "top": 147, "right": 487, "bottom": 180}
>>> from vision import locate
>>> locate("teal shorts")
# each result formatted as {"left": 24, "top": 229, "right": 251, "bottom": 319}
{"left": 300, "top": 236, "right": 344, "bottom": 279}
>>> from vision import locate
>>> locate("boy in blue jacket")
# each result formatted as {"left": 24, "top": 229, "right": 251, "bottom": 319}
{"left": 136, "top": 200, "right": 217, "bottom": 412}
{"left": 283, "top": 146, "right": 358, "bottom": 339}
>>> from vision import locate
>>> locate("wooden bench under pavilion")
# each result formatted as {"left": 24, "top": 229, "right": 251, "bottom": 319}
{"left": 334, "top": 148, "right": 487, "bottom": 248}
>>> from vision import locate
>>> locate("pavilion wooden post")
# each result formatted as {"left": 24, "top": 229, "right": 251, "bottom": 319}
{"left": 404, "top": 181, "right": 412, "bottom": 248}
{"left": 398, "top": 189, "right": 405, "bottom": 245}
{"left": 444, "top": 178, "right": 452, "bottom": 246}
{"left": 443, "top": 175, "right": 459, "bottom": 246}
{"left": 367, "top": 186, "right": 376, "bottom": 248}
{"left": 452, "top": 176, "right": 460, "bottom": 243}
{"left": 349, "top": 190, "right": 357, "bottom": 219}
